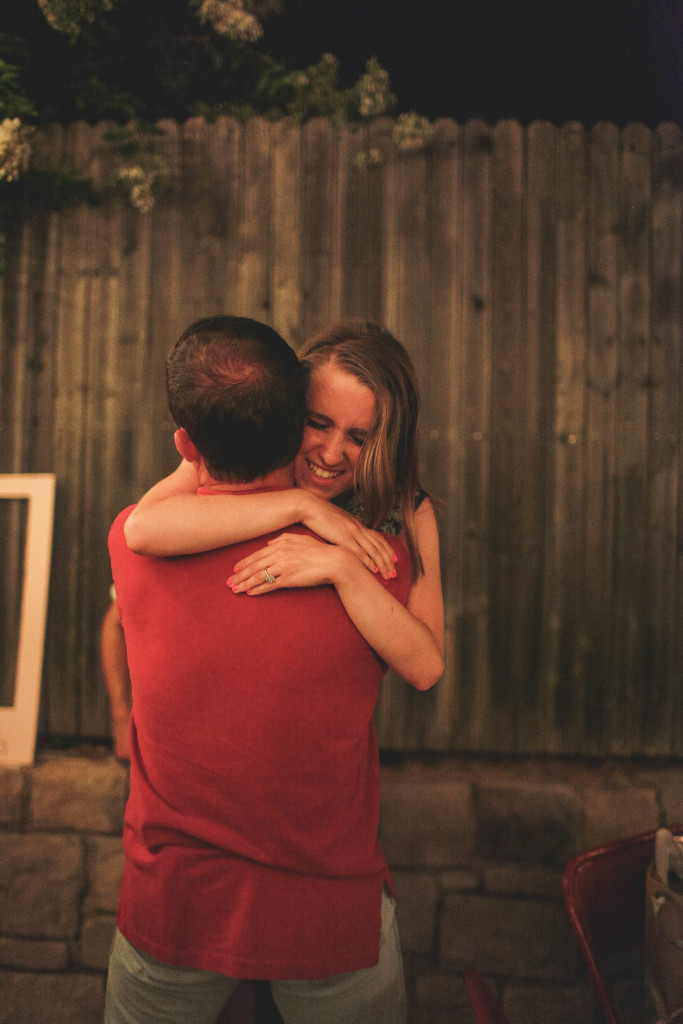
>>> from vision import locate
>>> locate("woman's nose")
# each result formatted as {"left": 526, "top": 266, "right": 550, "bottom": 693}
{"left": 320, "top": 432, "right": 344, "bottom": 465}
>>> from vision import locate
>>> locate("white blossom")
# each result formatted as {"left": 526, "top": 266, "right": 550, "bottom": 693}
{"left": 117, "top": 161, "right": 164, "bottom": 213}
{"left": 354, "top": 148, "right": 384, "bottom": 171}
{"left": 0, "top": 118, "right": 34, "bottom": 182}
{"left": 117, "top": 165, "right": 146, "bottom": 184}
{"left": 198, "top": 0, "right": 263, "bottom": 41}
{"left": 357, "top": 59, "right": 391, "bottom": 119}
{"left": 129, "top": 182, "right": 155, "bottom": 214}
{"left": 37, "top": 0, "right": 112, "bottom": 37}
{"left": 392, "top": 113, "right": 434, "bottom": 152}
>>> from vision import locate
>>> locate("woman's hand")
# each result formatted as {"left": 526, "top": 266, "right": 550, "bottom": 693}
{"left": 227, "top": 501, "right": 444, "bottom": 692}
{"left": 227, "top": 533, "right": 366, "bottom": 595}
{"left": 299, "top": 494, "right": 397, "bottom": 579}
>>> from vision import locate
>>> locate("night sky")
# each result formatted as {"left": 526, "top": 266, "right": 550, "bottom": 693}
{"left": 269, "top": 0, "right": 683, "bottom": 127}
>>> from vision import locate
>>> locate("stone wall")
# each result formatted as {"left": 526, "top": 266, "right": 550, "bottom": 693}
{"left": 2, "top": 748, "right": 682, "bottom": 1024}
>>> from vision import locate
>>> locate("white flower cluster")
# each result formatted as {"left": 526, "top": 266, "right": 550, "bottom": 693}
{"left": 0, "top": 118, "right": 34, "bottom": 183}
{"left": 353, "top": 147, "right": 383, "bottom": 172}
{"left": 357, "top": 59, "right": 392, "bottom": 119}
{"left": 392, "top": 113, "right": 434, "bottom": 152}
{"left": 37, "top": 0, "right": 112, "bottom": 37}
{"left": 117, "top": 165, "right": 157, "bottom": 214}
{"left": 198, "top": 0, "right": 263, "bottom": 41}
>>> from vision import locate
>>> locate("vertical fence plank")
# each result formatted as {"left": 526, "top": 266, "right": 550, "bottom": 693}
{"left": 206, "top": 116, "right": 241, "bottom": 318}
{"left": 540, "top": 122, "right": 587, "bottom": 753}
{"left": 42, "top": 121, "right": 99, "bottom": 736}
{"left": 180, "top": 117, "right": 221, "bottom": 324}
{"left": 180, "top": 116, "right": 242, "bottom": 323}
{"left": 489, "top": 120, "right": 526, "bottom": 750}
{"left": 521, "top": 121, "right": 557, "bottom": 751}
{"left": 2, "top": 199, "right": 31, "bottom": 473}
{"left": 341, "top": 121, "right": 386, "bottom": 319}
{"left": 377, "top": 134, "right": 434, "bottom": 749}
{"left": 102, "top": 195, "right": 149, "bottom": 507}
{"left": 382, "top": 144, "right": 431, "bottom": 382}
{"left": 115, "top": 170, "right": 154, "bottom": 501}
{"left": 327, "top": 128, "right": 349, "bottom": 328}
{"left": 647, "top": 124, "right": 682, "bottom": 753}
{"left": 422, "top": 119, "right": 462, "bottom": 750}
{"left": 612, "top": 124, "right": 652, "bottom": 753}
{"left": 237, "top": 118, "right": 271, "bottom": 322}
{"left": 212, "top": 117, "right": 243, "bottom": 317}
{"left": 18, "top": 124, "right": 64, "bottom": 479}
{"left": 95, "top": 184, "right": 134, "bottom": 728}
{"left": 580, "top": 122, "right": 620, "bottom": 753}
{"left": 271, "top": 118, "right": 302, "bottom": 347}
{"left": 146, "top": 119, "right": 183, "bottom": 490}
{"left": 457, "top": 120, "right": 494, "bottom": 750}
{"left": 361, "top": 123, "right": 395, "bottom": 742}
{"left": 300, "top": 118, "right": 338, "bottom": 339}
{"left": 79, "top": 122, "right": 128, "bottom": 735}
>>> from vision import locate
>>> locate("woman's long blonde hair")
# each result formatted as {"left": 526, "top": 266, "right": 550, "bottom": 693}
{"left": 299, "top": 318, "right": 426, "bottom": 576}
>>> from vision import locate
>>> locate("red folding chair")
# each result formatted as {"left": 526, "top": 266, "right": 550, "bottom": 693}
{"left": 463, "top": 967, "right": 512, "bottom": 1024}
{"left": 562, "top": 827, "right": 683, "bottom": 1024}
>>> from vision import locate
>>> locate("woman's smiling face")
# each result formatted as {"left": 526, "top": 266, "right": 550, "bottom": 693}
{"left": 294, "top": 360, "right": 376, "bottom": 501}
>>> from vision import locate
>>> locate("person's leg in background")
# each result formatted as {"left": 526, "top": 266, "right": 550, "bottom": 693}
{"left": 270, "top": 891, "right": 405, "bottom": 1024}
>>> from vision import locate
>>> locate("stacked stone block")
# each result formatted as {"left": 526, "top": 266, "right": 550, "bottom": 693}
{"left": 0, "top": 752, "right": 128, "bottom": 1024}
{"left": 1, "top": 749, "right": 680, "bottom": 1024}
{"left": 379, "top": 759, "right": 669, "bottom": 1024}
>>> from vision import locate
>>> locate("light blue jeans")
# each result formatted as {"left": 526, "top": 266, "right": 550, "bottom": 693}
{"left": 104, "top": 891, "right": 405, "bottom": 1024}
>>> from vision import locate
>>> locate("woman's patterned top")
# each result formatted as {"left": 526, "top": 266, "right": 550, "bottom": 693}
{"left": 334, "top": 487, "right": 427, "bottom": 536}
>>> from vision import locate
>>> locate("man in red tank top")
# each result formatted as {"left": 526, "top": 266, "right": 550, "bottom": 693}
{"left": 104, "top": 316, "right": 408, "bottom": 1024}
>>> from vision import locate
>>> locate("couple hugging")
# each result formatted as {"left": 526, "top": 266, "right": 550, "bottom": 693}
{"left": 105, "top": 314, "right": 444, "bottom": 1024}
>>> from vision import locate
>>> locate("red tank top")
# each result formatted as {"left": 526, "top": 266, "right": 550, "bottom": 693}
{"left": 109, "top": 505, "right": 410, "bottom": 979}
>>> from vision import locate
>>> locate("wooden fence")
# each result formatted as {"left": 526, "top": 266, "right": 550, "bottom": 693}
{"left": 0, "top": 116, "right": 681, "bottom": 756}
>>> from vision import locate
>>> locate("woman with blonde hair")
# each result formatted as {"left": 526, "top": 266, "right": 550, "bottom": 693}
{"left": 125, "top": 317, "right": 444, "bottom": 691}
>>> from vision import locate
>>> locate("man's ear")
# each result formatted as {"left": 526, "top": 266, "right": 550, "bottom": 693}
{"left": 174, "top": 428, "right": 201, "bottom": 463}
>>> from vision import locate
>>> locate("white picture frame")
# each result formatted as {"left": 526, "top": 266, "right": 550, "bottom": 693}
{"left": 0, "top": 474, "right": 55, "bottom": 766}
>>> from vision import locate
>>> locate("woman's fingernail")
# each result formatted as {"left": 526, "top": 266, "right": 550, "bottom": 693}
{"left": 226, "top": 577, "right": 233, "bottom": 586}
{"left": 392, "top": 553, "right": 398, "bottom": 562}
{"left": 233, "top": 564, "right": 240, "bottom": 572}
{"left": 373, "top": 566, "right": 380, "bottom": 574}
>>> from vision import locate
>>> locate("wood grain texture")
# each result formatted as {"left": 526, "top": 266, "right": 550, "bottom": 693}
{"left": 1, "top": 118, "right": 680, "bottom": 755}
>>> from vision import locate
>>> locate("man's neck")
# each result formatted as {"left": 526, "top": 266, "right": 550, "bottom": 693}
{"left": 197, "top": 465, "right": 295, "bottom": 493}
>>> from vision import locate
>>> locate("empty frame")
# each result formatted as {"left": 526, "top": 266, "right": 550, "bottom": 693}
{"left": 0, "top": 474, "right": 55, "bottom": 766}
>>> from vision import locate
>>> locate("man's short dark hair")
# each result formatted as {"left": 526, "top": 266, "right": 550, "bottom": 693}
{"left": 166, "top": 315, "right": 307, "bottom": 482}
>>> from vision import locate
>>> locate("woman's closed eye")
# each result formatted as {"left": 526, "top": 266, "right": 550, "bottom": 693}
{"left": 305, "top": 416, "right": 329, "bottom": 431}
{"left": 304, "top": 403, "right": 369, "bottom": 451}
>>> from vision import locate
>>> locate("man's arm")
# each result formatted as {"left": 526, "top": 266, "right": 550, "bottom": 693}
{"left": 100, "top": 600, "right": 132, "bottom": 760}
